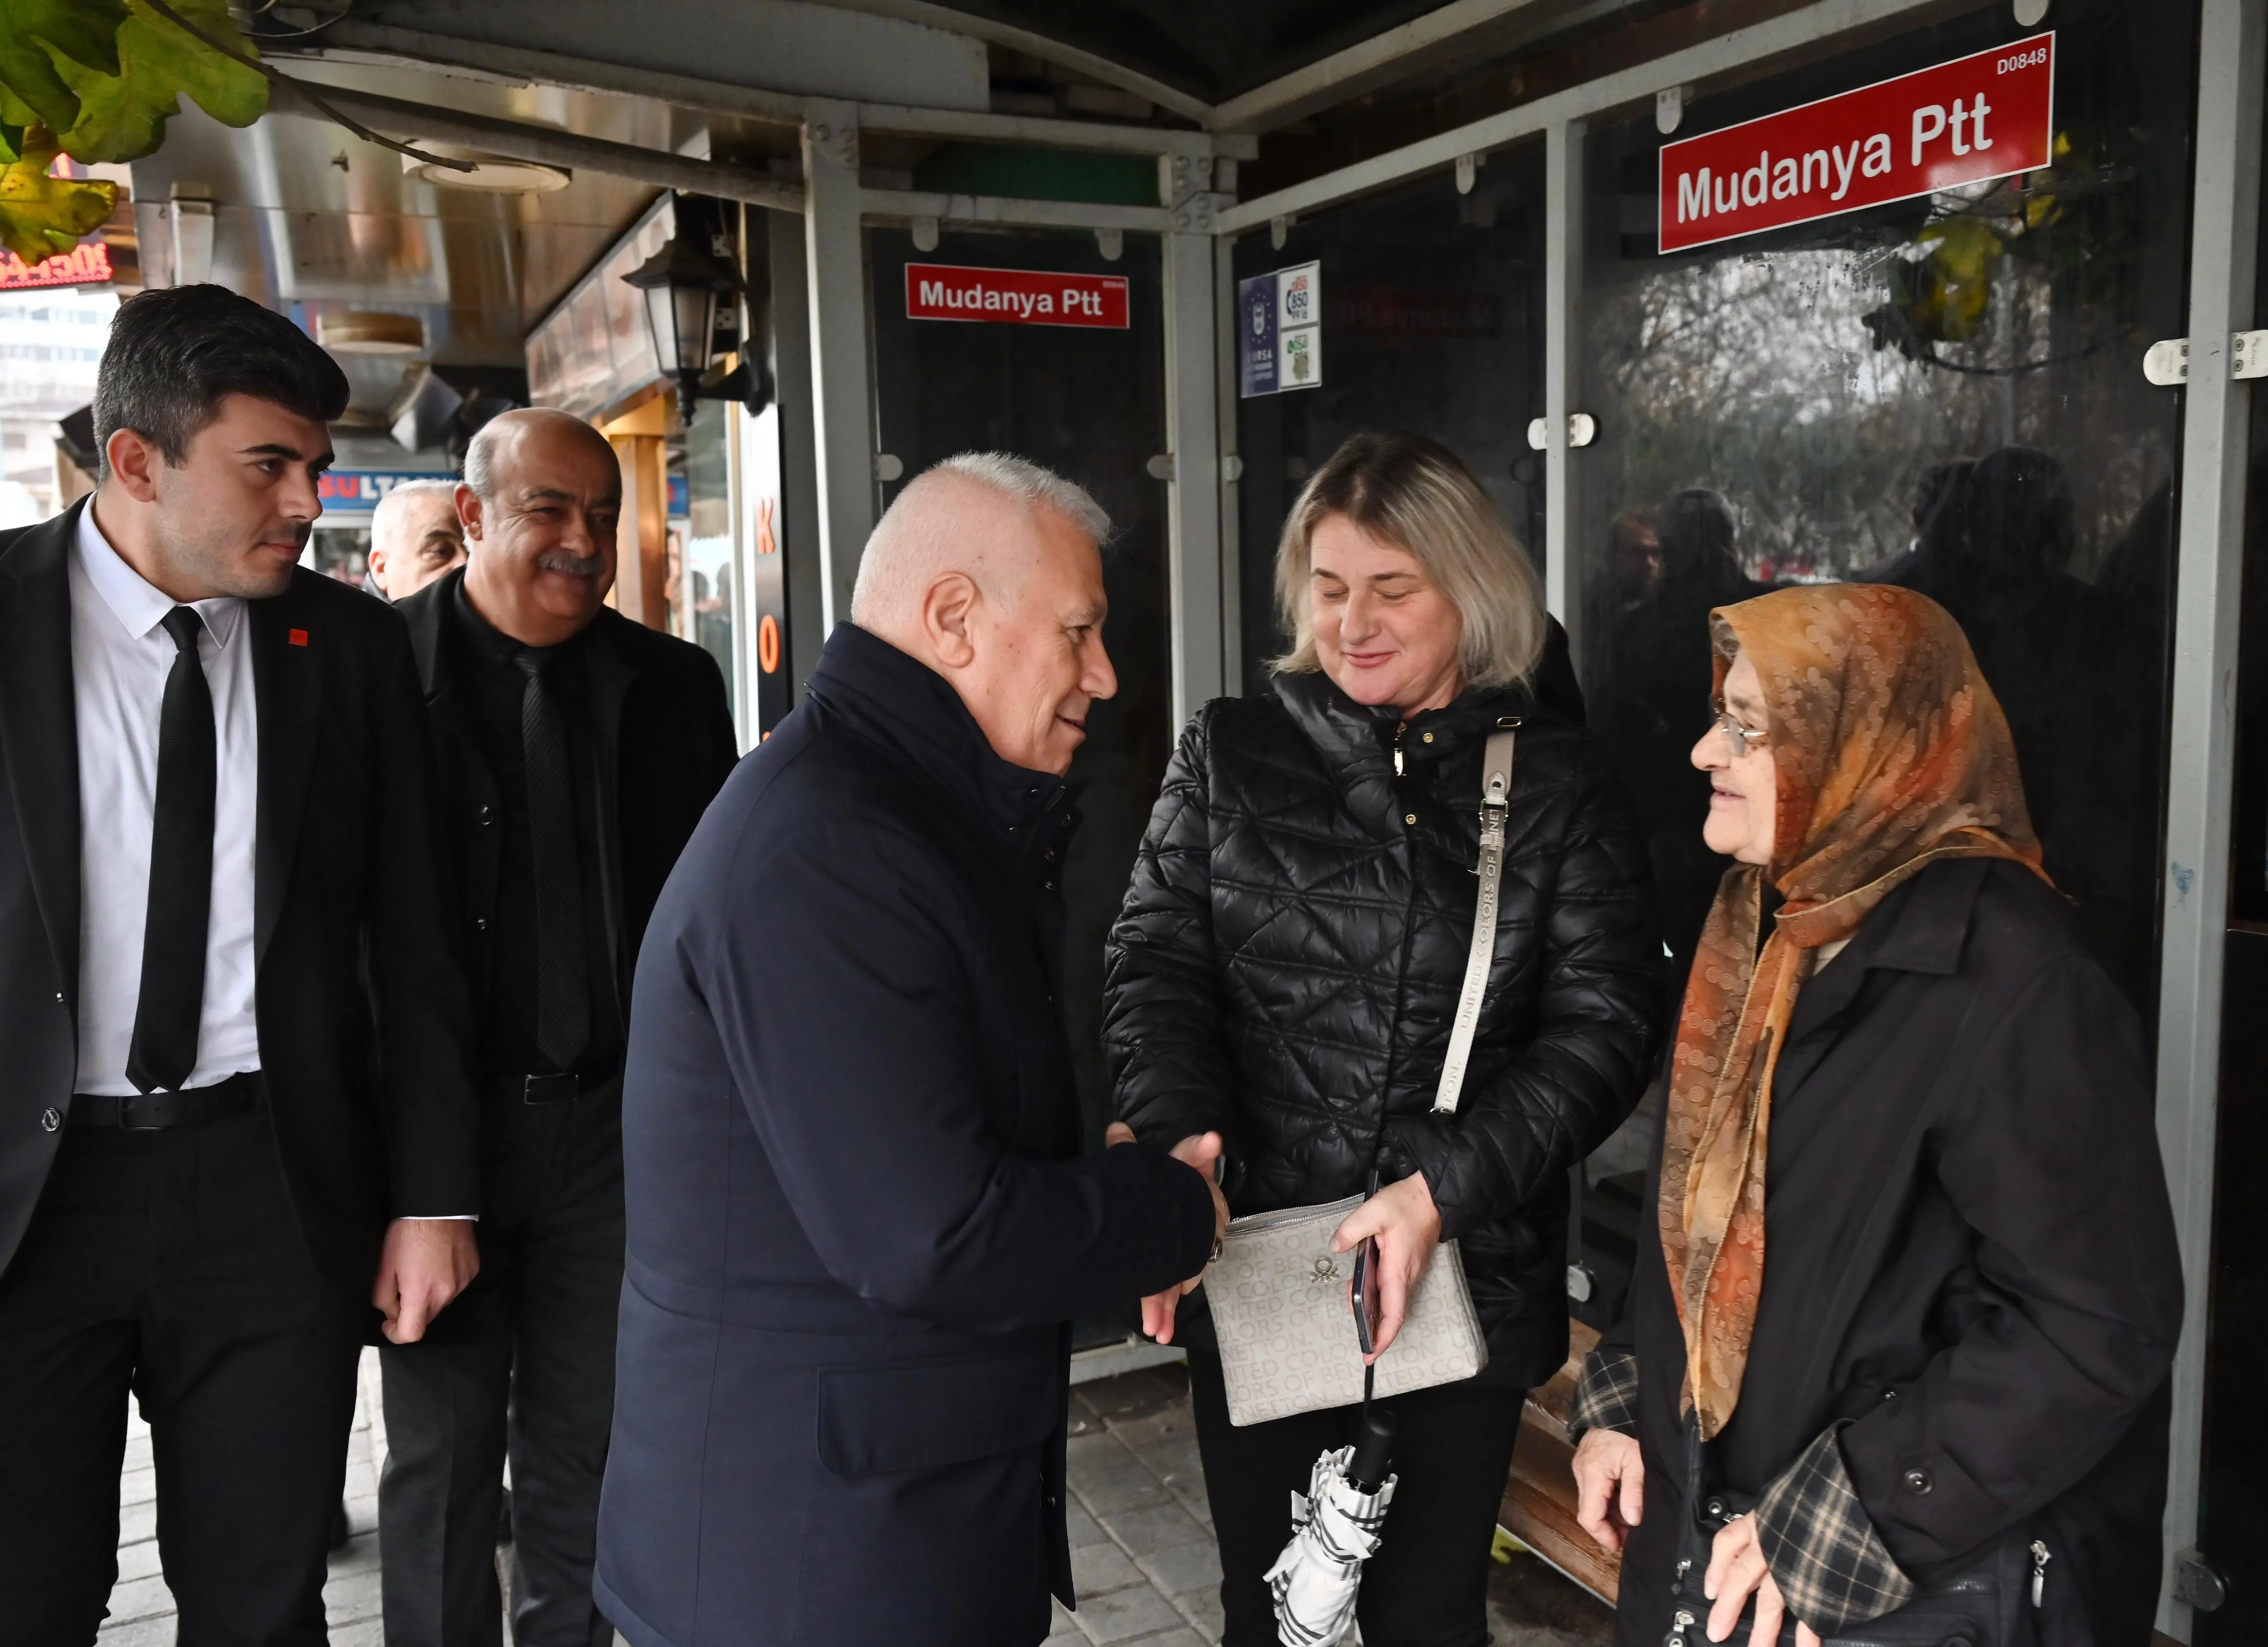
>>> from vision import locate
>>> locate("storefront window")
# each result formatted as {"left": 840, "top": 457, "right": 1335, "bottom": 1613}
{"left": 1232, "top": 149, "right": 1548, "bottom": 692}
{"left": 679, "top": 395, "right": 737, "bottom": 718}
{"left": 1572, "top": 0, "right": 2200, "bottom": 1322}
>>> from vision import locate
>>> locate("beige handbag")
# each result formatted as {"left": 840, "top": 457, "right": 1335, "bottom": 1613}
{"left": 1206, "top": 727, "right": 1518, "bottom": 1428}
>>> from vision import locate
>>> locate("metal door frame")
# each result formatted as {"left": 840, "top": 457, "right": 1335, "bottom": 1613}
{"left": 1193, "top": 0, "right": 2266, "bottom": 1631}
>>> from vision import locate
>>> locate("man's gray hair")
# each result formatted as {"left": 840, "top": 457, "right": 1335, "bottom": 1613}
{"left": 850, "top": 452, "right": 1110, "bottom": 629}
{"left": 370, "top": 477, "right": 458, "bottom": 545}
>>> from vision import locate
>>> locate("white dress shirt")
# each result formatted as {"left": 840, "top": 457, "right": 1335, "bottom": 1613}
{"left": 71, "top": 504, "right": 263, "bottom": 1096}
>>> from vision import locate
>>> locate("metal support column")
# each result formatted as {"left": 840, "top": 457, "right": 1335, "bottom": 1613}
{"left": 769, "top": 205, "right": 826, "bottom": 705}
{"left": 2155, "top": 0, "right": 2266, "bottom": 1635}
{"left": 1215, "top": 231, "right": 1244, "bottom": 696}
{"left": 1163, "top": 224, "right": 1225, "bottom": 728}
{"left": 1543, "top": 119, "right": 1585, "bottom": 663}
{"left": 802, "top": 100, "right": 876, "bottom": 633}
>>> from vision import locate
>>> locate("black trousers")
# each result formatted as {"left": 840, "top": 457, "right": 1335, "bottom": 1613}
{"left": 378, "top": 1083, "right": 624, "bottom": 1647}
{"left": 0, "top": 1101, "right": 364, "bottom": 1646}
{"left": 1186, "top": 1349, "right": 1527, "bottom": 1647}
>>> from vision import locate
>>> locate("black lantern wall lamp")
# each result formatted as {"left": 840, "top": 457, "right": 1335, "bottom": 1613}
{"left": 622, "top": 206, "right": 773, "bottom": 421}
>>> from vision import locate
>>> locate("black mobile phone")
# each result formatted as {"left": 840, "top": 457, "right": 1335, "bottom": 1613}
{"left": 1351, "top": 1235, "right": 1382, "bottom": 1356}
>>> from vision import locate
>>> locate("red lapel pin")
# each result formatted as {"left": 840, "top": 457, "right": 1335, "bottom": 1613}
{"left": 288, "top": 628, "right": 309, "bottom": 647}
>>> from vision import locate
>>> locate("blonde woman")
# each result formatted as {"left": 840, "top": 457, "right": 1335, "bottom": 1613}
{"left": 1105, "top": 431, "right": 1662, "bottom": 1647}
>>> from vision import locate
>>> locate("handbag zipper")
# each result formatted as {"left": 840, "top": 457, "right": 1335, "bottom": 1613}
{"left": 2030, "top": 1539, "right": 2051, "bottom": 1607}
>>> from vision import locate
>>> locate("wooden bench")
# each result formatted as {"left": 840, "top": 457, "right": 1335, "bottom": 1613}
{"left": 1499, "top": 1317, "right": 1621, "bottom": 1604}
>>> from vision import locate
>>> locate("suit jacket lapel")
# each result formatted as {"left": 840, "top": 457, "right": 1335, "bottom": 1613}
{"left": 585, "top": 613, "right": 641, "bottom": 990}
{"left": 251, "top": 579, "right": 323, "bottom": 965}
{"left": 0, "top": 507, "right": 82, "bottom": 1007}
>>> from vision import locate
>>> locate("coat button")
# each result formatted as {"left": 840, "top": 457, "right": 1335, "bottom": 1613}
{"left": 473, "top": 917, "right": 490, "bottom": 932}
{"left": 40, "top": 1107, "right": 61, "bottom": 1132}
{"left": 53, "top": 991, "right": 64, "bottom": 1004}
{"left": 1902, "top": 1468, "right": 1933, "bottom": 1495}
{"left": 1422, "top": 731, "right": 1435, "bottom": 743}
{"left": 478, "top": 805, "right": 494, "bottom": 826}
{"left": 1044, "top": 848, "right": 1058, "bottom": 863}
{"left": 1404, "top": 813, "right": 1418, "bottom": 826}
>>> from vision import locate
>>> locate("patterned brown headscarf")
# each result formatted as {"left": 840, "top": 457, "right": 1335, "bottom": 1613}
{"left": 1659, "top": 584, "right": 2046, "bottom": 1439}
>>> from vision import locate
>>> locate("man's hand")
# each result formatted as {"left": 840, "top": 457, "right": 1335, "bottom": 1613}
{"left": 1106, "top": 1123, "right": 1226, "bottom": 1345}
{"left": 1704, "top": 1513, "right": 1821, "bottom": 1647}
{"left": 1329, "top": 1171, "right": 1442, "bottom": 1361}
{"left": 373, "top": 1217, "right": 480, "bottom": 1345}
{"left": 1571, "top": 1428, "right": 1645, "bottom": 1552}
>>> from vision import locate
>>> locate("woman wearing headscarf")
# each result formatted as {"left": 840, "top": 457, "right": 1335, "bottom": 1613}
{"left": 1568, "top": 585, "right": 2181, "bottom": 1647}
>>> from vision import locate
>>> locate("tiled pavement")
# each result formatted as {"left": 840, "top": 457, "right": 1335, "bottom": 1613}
{"left": 101, "top": 1355, "right": 1614, "bottom": 1647}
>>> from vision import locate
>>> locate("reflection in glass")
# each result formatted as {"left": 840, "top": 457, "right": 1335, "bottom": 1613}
{"left": 680, "top": 396, "right": 736, "bottom": 716}
{"left": 1234, "top": 152, "right": 1546, "bottom": 693}
{"left": 1579, "top": 0, "right": 2194, "bottom": 1016}
{"left": 1571, "top": 0, "right": 2197, "bottom": 1328}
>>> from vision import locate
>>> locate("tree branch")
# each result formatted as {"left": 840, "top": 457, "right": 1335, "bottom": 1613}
{"left": 137, "top": 0, "right": 474, "bottom": 171}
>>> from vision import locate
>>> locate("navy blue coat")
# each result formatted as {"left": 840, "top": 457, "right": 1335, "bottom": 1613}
{"left": 595, "top": 623, "right": 1218, "bottom": 1647}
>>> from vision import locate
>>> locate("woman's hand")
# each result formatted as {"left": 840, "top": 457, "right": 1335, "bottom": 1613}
{"left": 1329, "top": 1171, "right": 1443, "bottom": 1360}
{"left": 1705, "top": 1514, "right": 1821, "bottom": 1647}
{"left": 1570, "top": 1428, "right": 1645, "bottom": 1552}
{"left": 1105, "top": 1123, "right": 1226, "bottom": 1344}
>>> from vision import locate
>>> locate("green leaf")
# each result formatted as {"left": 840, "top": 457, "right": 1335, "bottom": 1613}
{"left": 0, "top": 129, "right": 117, "bottom": 264}
{"left": 53, "top": 0, "right": 264, "bottom": 165}
{"left": 0, "top": 0, "right": 129, "bottom": 132}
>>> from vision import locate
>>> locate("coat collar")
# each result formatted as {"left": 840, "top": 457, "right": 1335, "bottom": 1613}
{"left": 1785, "top": 857, "right": 1992, "bottom": 1038}
{"left": 806, "top": 622, "right": 1075, "bottom": 853}
{"left": 1271, "top": 667, "right": 1541, "bottom": 782}
{"left": 249, "top": 572, "right": 324, "bottom": 965}
{"left": 0, "top": 499, "right": 82, "bottom": 1003}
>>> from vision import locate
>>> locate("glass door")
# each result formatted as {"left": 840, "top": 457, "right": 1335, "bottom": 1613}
{"left": 1569, "top": 0, "right": 2202, "bottom": 1322}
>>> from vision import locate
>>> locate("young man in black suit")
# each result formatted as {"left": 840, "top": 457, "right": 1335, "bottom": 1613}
{"left": 0, "top": 285, "right": 482, "bottom": 1638}
{"left": 378, "top": 410, "right": 738, "bottom": 1647}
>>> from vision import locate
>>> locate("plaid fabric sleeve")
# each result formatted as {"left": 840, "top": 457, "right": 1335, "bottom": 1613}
{"left": 1567, "top": 1348, "right": 1641, "bottom": 1442}
{"left": 1755, "top": 1422, "right": 1917, "bottom": 1633}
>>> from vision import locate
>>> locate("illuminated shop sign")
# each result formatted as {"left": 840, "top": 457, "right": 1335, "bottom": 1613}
{"left": 904, "top": 263, "right": 1129, "bottom": 328}
{"left": 1657, "top": 33, "right": 2055, "bottom": 254}
{"left": 0, "top": 241, "right": 113, "bottom": 290}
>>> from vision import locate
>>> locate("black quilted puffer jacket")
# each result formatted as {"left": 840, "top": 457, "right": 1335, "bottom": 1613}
{"left": 1104, "top": 663, "right": 1663, "bottom": 1389}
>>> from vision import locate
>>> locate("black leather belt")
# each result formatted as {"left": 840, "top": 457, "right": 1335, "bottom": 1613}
{"left": 487, "top": 1064, "right": 620, "bottom": 1105}
{"left": 70, "top": 1070, "right": 262, "bottom": 1130}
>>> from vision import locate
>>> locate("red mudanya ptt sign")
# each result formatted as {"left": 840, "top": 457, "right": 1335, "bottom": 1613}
{"left": 905, "top": 262, "right": 1129, "bottom": 328}
{"left": 1658, "top": 33, "right": 2055, "bottom": 254}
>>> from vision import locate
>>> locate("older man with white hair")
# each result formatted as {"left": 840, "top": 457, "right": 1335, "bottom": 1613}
{"left": 366, "top": 477, "right": 466, "bottom": 600}
{"left": 595, "top": 453, "right": 1227, "bottom": 1647}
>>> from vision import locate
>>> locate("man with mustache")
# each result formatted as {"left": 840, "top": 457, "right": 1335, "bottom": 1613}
{"left": 382, "top": 409, "right": 738, "bottom": 1647}
{"left": 594, "top": 455, "right": 1225, "bottom": 1647}
{"left": 0, "top": 283, "right": 482, "bottom": 1635}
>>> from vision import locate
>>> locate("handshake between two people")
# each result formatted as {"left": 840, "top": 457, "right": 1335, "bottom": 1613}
{"left": 1102, "top": 1124, "right": 1446, "bottom": 1363}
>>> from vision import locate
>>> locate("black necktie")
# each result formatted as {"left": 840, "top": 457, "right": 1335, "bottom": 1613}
{"left": 515, "top": 649, "right": 590, "bottom": 1072}
{"left": 126, "top": 606, "right": 217, "bottom": 1094}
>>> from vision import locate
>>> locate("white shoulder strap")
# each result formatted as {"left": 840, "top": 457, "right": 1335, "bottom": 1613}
{"left": 1434, "top": 725, "right": 1518, "bottom": 1115}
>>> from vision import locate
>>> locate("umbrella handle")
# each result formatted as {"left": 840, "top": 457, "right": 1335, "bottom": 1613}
{"left": 1348, "top": 1405, "right": 1398, "bottom": 1494}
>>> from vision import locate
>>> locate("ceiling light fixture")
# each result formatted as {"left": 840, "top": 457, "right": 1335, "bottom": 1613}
{"left": 401, "top": 144, "right": 572, "bottom": 194}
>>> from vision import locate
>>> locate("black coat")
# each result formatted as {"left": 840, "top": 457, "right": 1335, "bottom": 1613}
{"left": 1608, "top": 859, "right": 2182, "bottom": 1647}
{"left": 0, "top": 503, "right": 478, "bottom": 1310}
{"left": 1104, "top": 658, "right": 1663, "bottom": 1388}
{"left": 394, "top": 568, "right": 740, "bottom": 1038}
{"left": 595, "top": 623, "right": 1218, "bottom": 1647}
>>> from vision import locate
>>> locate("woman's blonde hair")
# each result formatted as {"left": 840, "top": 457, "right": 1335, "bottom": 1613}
{"left": 1272, "top": 431, "right": 1546, "bottom": 691}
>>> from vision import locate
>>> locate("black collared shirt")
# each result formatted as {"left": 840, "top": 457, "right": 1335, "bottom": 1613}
{"left": 448, "top": 584, "right": 623, "bottom": 1077}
